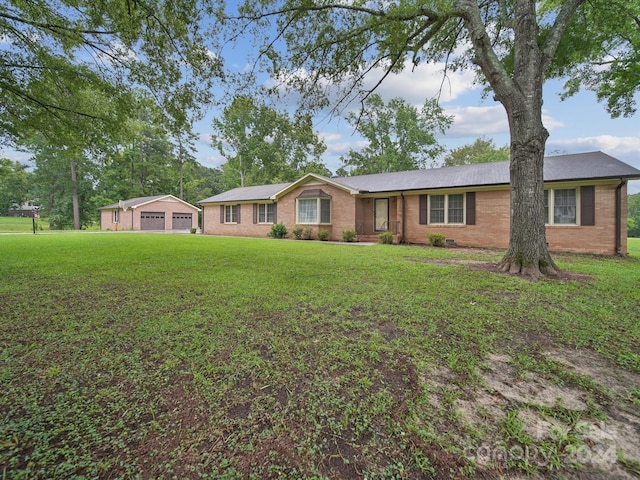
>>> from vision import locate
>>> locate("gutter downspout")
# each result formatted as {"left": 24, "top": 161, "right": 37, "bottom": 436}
{"left": 615, "top": 178, "right": 626, "bottom": 257}
{"left": 400, "top": 192, "right": 406, "bottom": 244}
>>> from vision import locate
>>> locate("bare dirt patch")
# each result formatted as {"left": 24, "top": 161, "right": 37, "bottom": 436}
{"left": 410, "top": 255, "right": 593, "bottom": 282}
{"left": 422, "top": 349, "right": 640, "bottom": 479}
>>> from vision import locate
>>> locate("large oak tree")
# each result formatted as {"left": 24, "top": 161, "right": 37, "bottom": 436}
{"left": 230, "top": 0, "right": 640, "bottom": 277}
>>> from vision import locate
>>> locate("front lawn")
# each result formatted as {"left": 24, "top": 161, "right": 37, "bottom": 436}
{"left": 1, "top": 234, "right": 638, "bottom": 479}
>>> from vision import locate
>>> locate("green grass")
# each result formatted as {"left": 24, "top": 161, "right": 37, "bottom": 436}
{"left": 0, "top": 216, "right": 45, "bottom": 233}
{"left": 1, "top": 234, "right": 639, "bottom": 479}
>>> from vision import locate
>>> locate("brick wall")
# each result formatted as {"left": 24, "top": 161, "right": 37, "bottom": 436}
{"left": 202, "top": 182, "right": 358, "bottom": 241}
{"left": 403, "top": 189, "right": 511, "bottom": 248}
{"left": 201, "top": 180, "right": 628, "bottom": 255}
{"left": 546, "top": 183, "right": 626, "bottom": 255}
{"left": 101, "top": 199, "right": 199, "bottom": 231}
{"left": 403, "top": 182, "right": 626, "bottom": 255}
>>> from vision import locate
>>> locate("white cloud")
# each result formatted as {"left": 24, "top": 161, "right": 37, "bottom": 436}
{"left": 444, "top": 105, "right": 508, "bottom": 137}
{"left": 547, "top": 135, "right": 640, "bottom": 156}
{"left": 197, "top": 133, "right": 213, "bottom": 146}
{"left": 95, "top": 41, "right": 137, "bottom": 65}
{"left": 363, "top": 60, "right": 478, "bottom": 105}
{"left": 319, "top": 130, "right": 366, "bottom": 157}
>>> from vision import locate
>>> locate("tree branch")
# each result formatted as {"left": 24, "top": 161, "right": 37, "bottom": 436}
{"left": 455, "top": 0, "right": 514, "bottom": 104}
{"left": 541, "top": 0, "right": 585, "bottom": 73}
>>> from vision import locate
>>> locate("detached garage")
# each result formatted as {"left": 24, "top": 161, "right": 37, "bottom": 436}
{"left": 99, "top": 195, "right": 200, "bottom": 232}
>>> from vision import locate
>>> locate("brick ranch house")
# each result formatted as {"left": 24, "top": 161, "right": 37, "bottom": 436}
{"left": 99, "top": 195, "right": 200, "bottom": 231}
{"left": 198, "top": 152, "right": 640, "bottom": 255}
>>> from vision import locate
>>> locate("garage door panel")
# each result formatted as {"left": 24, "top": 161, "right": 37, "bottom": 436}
{"left": 140, "top": 212, "right": 165, "bottom": 230}
{"left": 172, "top": 213, "right": 192, "bottom": 230}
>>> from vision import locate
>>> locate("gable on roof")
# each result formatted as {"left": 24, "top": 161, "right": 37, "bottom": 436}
{"left": 99, "top": 195, "right": 200, "bottom": 211}
{"left": 269, "top": 173, "right": 359, "bottom": 200}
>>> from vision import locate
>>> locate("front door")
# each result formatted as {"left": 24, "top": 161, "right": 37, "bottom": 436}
{"left": 374, "top": 198, "right": 389, "bottom": 232}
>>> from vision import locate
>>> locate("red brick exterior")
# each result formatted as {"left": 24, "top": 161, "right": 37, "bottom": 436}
{"left": 200, "top": 179, "right": 629, "bottom": 255}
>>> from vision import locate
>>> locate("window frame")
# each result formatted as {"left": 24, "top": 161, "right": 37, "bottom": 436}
{"left": 428, "top": 193, "right": 465, "bottom": 225}
{"left": 257, "top": 203, "right": 275, "bottom": 224}
{"left": 544, "top": 188, "right": 579, "bottom": 226}
{"left": 113, "top": 210, "right": 119, "bottom": 223}
{"left": 296, "top": 197, "right": 331, "bottom": 225}
{"left": 224, "top": 204, "right": 239, "bottom": 224}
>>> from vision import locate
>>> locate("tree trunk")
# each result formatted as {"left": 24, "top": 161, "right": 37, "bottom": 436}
{"left": 70, "top": 159, "right": 80, "bottom": 230}
{"left": 494, "top": 0, "right": 560, "bottom": 278}
{"left": 496, "top": 122, "right": 559, "bottom": 277}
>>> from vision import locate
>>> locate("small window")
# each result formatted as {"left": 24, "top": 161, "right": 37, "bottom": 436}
{"left": 429, "top": 194, "right": 464, "bottom": 224}
{"left": 113, "top": 210, "right": 119, "bottom": 223}
{"left": 258, "top": 203, "right": 275, "bottom": 224}
{"left": 224, "top": 205, "right": 239, "bottom": 223}
{"left": 544, "top": 188, "right": 577, "bottom": 225}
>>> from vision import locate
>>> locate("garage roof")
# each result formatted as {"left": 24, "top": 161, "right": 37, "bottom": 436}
{"left": 99, "top": 195, "right": 200, "bottom": 211}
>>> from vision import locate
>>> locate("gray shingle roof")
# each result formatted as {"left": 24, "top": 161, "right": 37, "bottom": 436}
{"left": 199, "top": 182, "right": 291, "bottom": 204}
{"left": 197, "top": 152, "right": 640, "bottom": 204}
{"left": 99, "top": 195, "right": 200, "bottom": 210}
{"left": 332, "top": 151, "right": 640, "bottom": 193}
{"left": 99, "top": 195, "right": 169, "bottom": 210}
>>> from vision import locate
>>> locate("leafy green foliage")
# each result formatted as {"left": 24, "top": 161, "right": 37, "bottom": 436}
{"left": 342, "top": 229, "right": 357, "bottom": 242}
{"left": 442, "top": 137, "right": 510, "bottom": 167}
{"left": 212, "top": 96, "right": 328, "bottom": 188}
{"left": 0, "top": 158, "right": 31, "bottom": 213}
{"left": 269, "top": 222, "right": 288, "bottom": 239}
{"left": 378, "top": 231, "right": 394, "bottom": 244}
{"left": 317, "top": 229, "right": 329, "bottom": 241}
{"left": 1, "top": 0, "right": 222, "bottom": 148}
{"left": 427, "top": 233, "right": 446, "bottom": 247}
{"left": 337, "top": 95, "right": 452, "bottom": 175}
{"left": 292, "top": 225, "right": 303, "bottom": 240}
{"left": 628, "top": 193, "right": 640, "bottom": 238}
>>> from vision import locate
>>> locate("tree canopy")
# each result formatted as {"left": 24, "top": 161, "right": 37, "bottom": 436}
{"left": 337, "top": 94, "right": 451, "bottom": 176}
{"left": 1, "top": 0, "right": 223, "bottom": 148}
{"left": 442, "top": 138, "right": 510, "bottom": 167}
{"left": 212, "top": 96, "right": 328, "bottom": 188}
{"left": 628, "top": 193, "right": 640, "bottom": 238}
{"left": 0, "top": 158, "right": 30, "bottom": 213}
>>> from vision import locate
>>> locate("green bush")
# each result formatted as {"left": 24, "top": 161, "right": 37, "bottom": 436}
{"left": 270, "top": 223, "right": 288, "bottom": 239}
{"left": 427, "top": 232, "right": 446, "bottom": 247}
{"left": 292, "top": 225, "right": 303, "bottom": 240}
{"left": 378, "top": 231, "right": 394, "bottom": 244}
{"left": 342, "top": 229, "right": 357, "bottom": 242}
{"left": 317, "top": 229, "right": 329, "bottom": 241}
{"left": 189, "top": 227, "right": 197, "bottom": 234}
{"left": 302, "top": 227, "right": 314, "bottom": 240}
